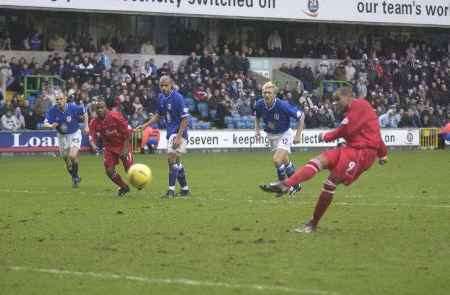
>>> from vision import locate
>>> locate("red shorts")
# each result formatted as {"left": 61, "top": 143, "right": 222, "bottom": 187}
{"left": 322, "top": 146, "right": 378, "bottom": 185}
{"left": 103, "top": 148, "right": 134, "bottom": 171}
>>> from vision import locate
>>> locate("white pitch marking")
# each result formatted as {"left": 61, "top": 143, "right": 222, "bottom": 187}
{"left": 8, "top": 266, "right": 336, "bottom": 295}
{"left": 333, "top": 202, "right": 450, "bottom": 209}
{"left": 1, "top": 189, "right": 449, "bottom": 209}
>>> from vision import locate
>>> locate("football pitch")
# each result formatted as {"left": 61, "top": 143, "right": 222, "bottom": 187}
{"left": 0, "top": 150, "right": 449, "bottom": 295}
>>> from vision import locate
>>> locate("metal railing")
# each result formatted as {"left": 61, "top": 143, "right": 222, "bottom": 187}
{"left": 131, "top": 128, "right": 143, "bottom": 153}
{"left": 272, "top": 69, "right": 301, "bottom": 91}
{"left": 319, "top": 80, "right": 353, "bottom": 97}
{"left": 24, "top": 75, "right": 66, "bottom": 99}
{"left": 420, "top": 128, "right": 440, "bottom": 149}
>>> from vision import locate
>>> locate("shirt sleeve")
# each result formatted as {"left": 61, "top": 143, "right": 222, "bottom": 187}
{"left": 44, "top": 108, "right": 56, "bottom": 124}
{"left": 88, "top": 120, "right": 97, "bottom": 144}
{"left": 113, "top": 112, "right": 133, "bottom": 139}
{"left": 71, "top": 103, "right": 86, "bottom": 121}
{"left": 175, "top": 94, "right": 190, "bottom": 119}
{"left": 323, "top": 102, "right": 367, "bottom": 142}
{"left": 377, "top": 140, "right": 388, "bottom": 158}
{"left": 77, "top": 103, "right": 86, "bottom": 117}
{"left": 283, "top": 102, "right": 303, "bottom": 121}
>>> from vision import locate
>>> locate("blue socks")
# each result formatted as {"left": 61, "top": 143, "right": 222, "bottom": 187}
{"left": 276, "top": 162, "right": 296, "bottom": 181}
{"left": 169, "top": 164, "right": 179, "bottom": 189}
{"left": 286, "top": 161, "right": 296, "bottom": 177}
{"left": 177, "top": 163, "right": 188, "bottom": 188}
{"left": 276, "top": 164, "right": 287, "bottom": 181}
{"left": 168, "top": 162, "right": 188, "bottom": 190}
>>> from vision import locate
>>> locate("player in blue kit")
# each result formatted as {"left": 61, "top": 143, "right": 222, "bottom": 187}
{"left": 44, "top": 91, "right": 89, "bottom": 188}
{"left": 141, "top": 76, "right": 190, "bottom": 198}
{"left": 255, "top": 82, "right": 305, "bottom": 196}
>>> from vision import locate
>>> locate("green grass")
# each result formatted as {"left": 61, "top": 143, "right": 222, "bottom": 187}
{"left": 0, "top": 151, "right": 449, "bottom": 295}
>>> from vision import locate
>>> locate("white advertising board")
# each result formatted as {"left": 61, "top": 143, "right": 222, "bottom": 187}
{"left": 1, "top": 0, "right": 449, "bottom": 27}
{"left": 155, "top": 128, "right": 420, "bottom": 150}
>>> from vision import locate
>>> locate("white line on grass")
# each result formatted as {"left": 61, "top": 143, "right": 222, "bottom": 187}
{"left": 333, "top": 202, "right": 450, "bottom": 209}
{"left": 9, "top": 266, "right": 337, "bottom": 295}
{"left": 0, "top": 188, "right": 108, "bottom": 197}
{"left": 1, "top": 188, "right": 449, "bottom": 209}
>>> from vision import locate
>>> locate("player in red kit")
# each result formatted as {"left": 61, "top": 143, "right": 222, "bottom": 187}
{"left": 90, "top": 101, "right": 134, "bottom": 196}
{"left": 260, "top": 87, "right": 388, "bottom": 233}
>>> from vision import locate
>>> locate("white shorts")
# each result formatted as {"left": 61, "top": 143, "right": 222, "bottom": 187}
{"left": 267, "top": 128, "right": 294, "bottom": 153}
{"left": 167, "top": 134, "right": 188, "bottom": 154}
{"left": 58, "top": 129, "right": 82, "bottom": 155}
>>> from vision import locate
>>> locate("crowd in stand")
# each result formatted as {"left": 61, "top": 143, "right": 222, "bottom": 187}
{"left": 0, "top": 42, "right": 259, "bottom": 131}
{"left": 0, "top": 29, "right": 154, "bottom": 54}
{"left": 279, "top": 40, "right": 449, "bottom": 129}
{"left": 0, "top": 31, "right": 448, "bottom": 132}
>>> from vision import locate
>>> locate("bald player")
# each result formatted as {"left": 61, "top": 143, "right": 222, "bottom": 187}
{"left": 141, "top": 76, "right": 190, "bottom": 198}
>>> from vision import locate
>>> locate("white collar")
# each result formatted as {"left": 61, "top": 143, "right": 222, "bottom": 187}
{"left": 162, "top": 90, "right": 174, "bottom": 99}
{"left": 264, "top": 98, "right": 277, "bottom": 111}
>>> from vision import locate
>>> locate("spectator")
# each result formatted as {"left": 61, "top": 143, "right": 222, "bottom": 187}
{"left": 1, "top": 32, "right": 12, "bottom": 50}
{"left": 141, "top": 40, "right": 156, "bottom": 55}
{"left": 29, "top": 32, "right": 42, "bottom": 51}
{"left": 356, "top": 76, "right": 368, "bottom": 98}
{"left": 379, "top": 109, "right": 400, "bottom": 128}
{"left": 399, "top": 108, "right": 421, "bottom": 127}
{"left": 132, "top": 96, "right": 144, "bottom": 113}
{"left": 267, "top": 30, "right": 282, "bottom": 56}
{"left": 187, "top": 51, "right": 200, "bottom": 69}
{"left": 129, "top": 110, "right": 146, "bottom": 128}
{"left": 0, "top": 55, "right": 14, "bottom": 88}
{"left": 344, "top": 59, "right": 356, "bottom": 82}
{"left": 200, "top": 49, "right": 213, "bottom": 72}
{"left": 316, "top": 106, "right": 335, "bottom": 128}
{"left": 231, "top": 51, "right": 242, "bottom": 72}
{"left": 104, "top": 43, "right": 116, "bottom": 55}
{"left": 33, "top": 93, "right": 52, "bottom": 116}
{"left": 1, "top": 108, "right": 21, "bottom": 131}
{"left": 48, "top": 34, "right": 66, "bottom": 51}
{"left": 241, "top": 53, "right": 250, "bottom": 74}
{"left": 237, "top": 99, "right": 252, "bottom": 116}
{"left": 14, "top": 107, "right": 26, "bottom": 129}
{"left": 317, "top": 55, "right": 330, "bottom": 78}
{"left": 77, "top": 57, "right": 94, "bottom": 83}
{"left": 141, "top": 124, "right": 160, "bottom": 154}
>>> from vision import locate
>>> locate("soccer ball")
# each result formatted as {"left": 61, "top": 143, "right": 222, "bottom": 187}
{"left": 128, "top": 163, "right": 152, "bottom": 190}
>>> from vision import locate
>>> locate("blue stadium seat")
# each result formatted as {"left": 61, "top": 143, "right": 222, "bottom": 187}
{"left": 27, "top": 95, "right": 37, "bottom": 107}
{"left": 196, "top": 102, "right": 208, "bottom": 118}
{"left": 209, "top": 109, "right": 218, "bottom": 120}
{"left": 184, "top": 97, "right": 196, "bottom": 113}
{"left": 224, "top": 116, "right": 232, "bottom": 125}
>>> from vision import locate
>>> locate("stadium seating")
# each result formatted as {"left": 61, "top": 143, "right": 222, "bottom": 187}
{"left": 0, "top": 34, "right": 448, "bottom": 131}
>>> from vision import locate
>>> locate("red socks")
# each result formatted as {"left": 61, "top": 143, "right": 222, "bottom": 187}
{"left": 284, "top": 159, "right": 321, "bottom": 187}
{"left": 311, "top": 179, "right": 336, "bottom": 226}
{"left": 120, "top": 153, "right": 134, "bottom": 172}
{"left": 108, "top": 171, "right": 128, "bottom": 189}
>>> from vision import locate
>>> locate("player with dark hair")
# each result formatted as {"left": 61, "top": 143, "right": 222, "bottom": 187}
{"left": 44, "top": 91, "right": 89, "bottom": 188}
{"left": 141, "top": 75, "right": 190, "bottom": 198}
{"left": 260, "top": 87, "right": 388, "bottom": 233}
{"left": 89, "top": 101, "right": 134, "bottom": 196}
{"left": 256, "top": 81, "right": 305, "bottom": 196}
